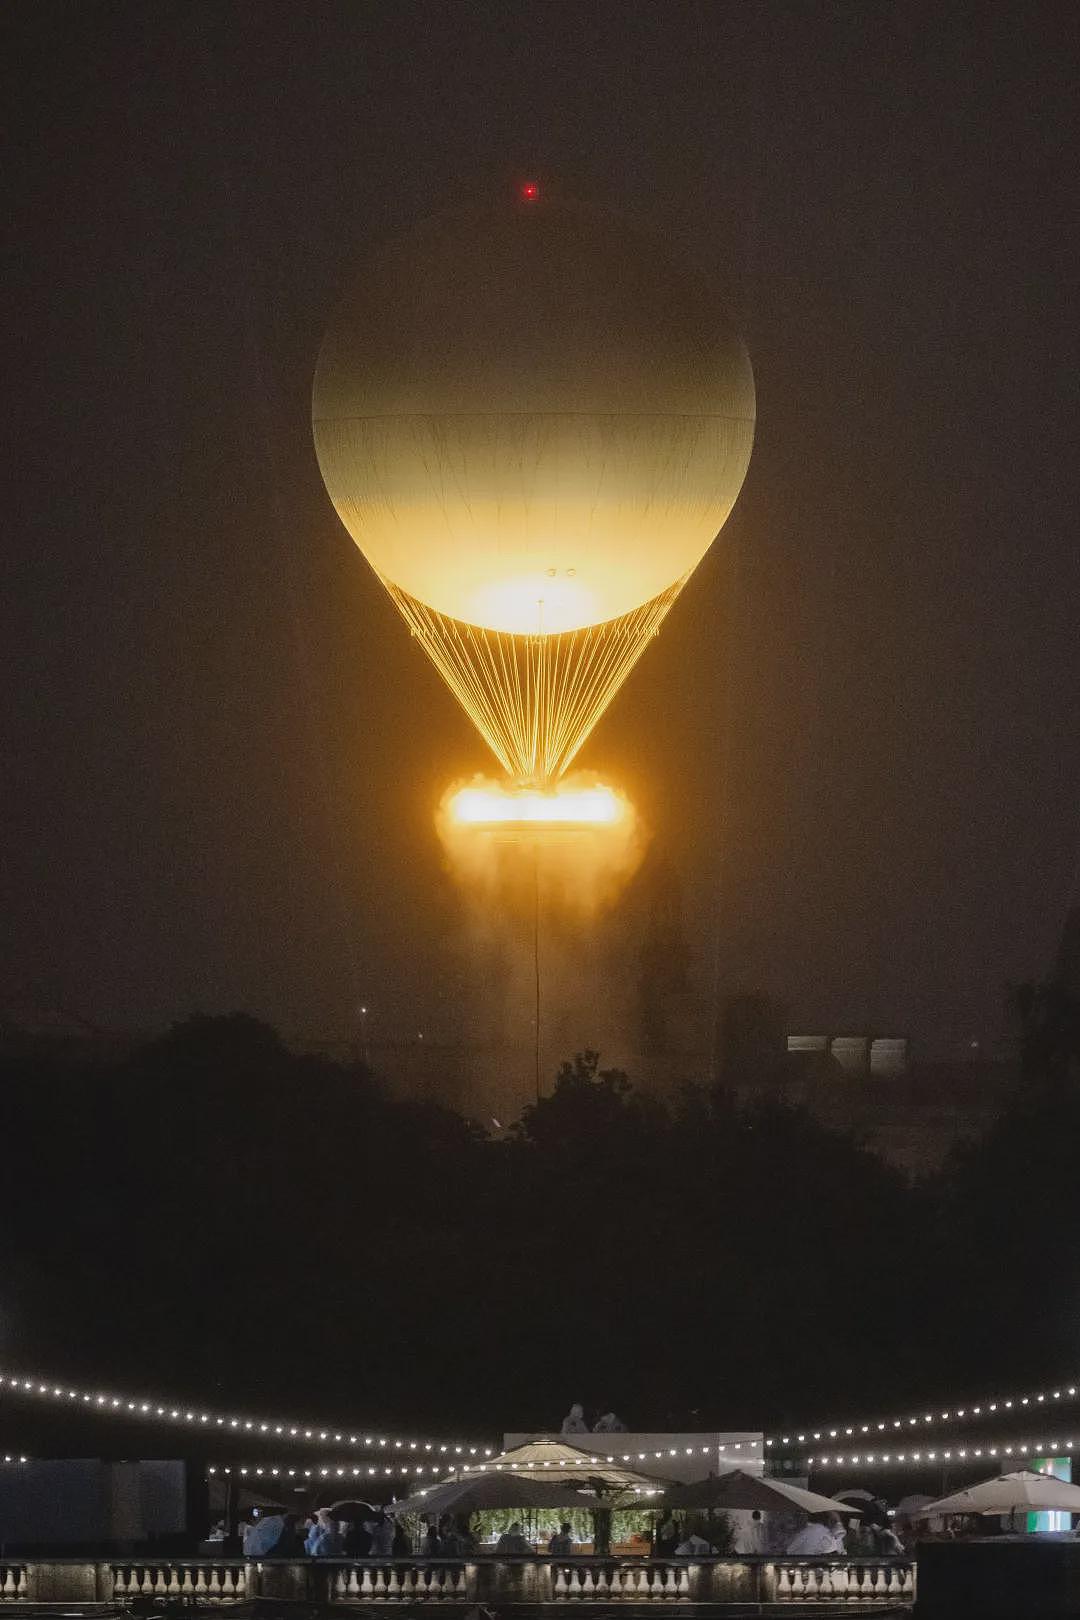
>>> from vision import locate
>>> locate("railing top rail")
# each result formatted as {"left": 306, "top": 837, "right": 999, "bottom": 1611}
{"left": 316, "top": 1552, "right": 913, "bottom": 1565}
{"left": 4, "top": 1552, "right": 914, "bottom": 1569}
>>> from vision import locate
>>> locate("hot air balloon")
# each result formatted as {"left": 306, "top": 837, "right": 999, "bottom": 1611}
{"left": 312, "top": 189, "right": 754, "bottom": 787}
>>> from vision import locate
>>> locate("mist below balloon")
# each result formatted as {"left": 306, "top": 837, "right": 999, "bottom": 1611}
{"left": 435, "top": 771, "right": 646, "bottom": 917}
{"left": 434, "top": 773, "right": 649, "bottom": 1121}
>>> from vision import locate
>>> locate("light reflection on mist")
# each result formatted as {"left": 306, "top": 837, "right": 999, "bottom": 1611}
{"left": 435, "top": 771, "right": 646, "bottom": 917}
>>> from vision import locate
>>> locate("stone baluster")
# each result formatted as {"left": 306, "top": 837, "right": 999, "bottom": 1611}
{"left": 776, "top": 1563, "right": 792, "bottom": 1600}
{"left": 818, "top": 1564, "right": 833, "bottom": 1598}
{"left": 110, "top": 1569, "right": 126, "bottom": 1600}
{"left": 221, "top": 1569, "right": 237, "bottom": 1600}
{"left": 873, "top": 1565, "right": 888, "bottom": 1599}
{"left": 360, "top": 1567, "right": 374, "bottom": 1597}
{"left": 553, "top": 1565, "right": 569, "bottom": 1599}
{"left": 677, "top": 1566, "right": 690, "bottom": 1598}
{"left": 608, "top": 1565, "right": 622, "bottom": 1598}
{"left": 372, "top": 1566, "right": 387, "bottom": 1597}
{"left": 15, "top": 1572, "right": 26, "bottom": 1602}
{"left": 901, "top": 1563, "right": 915, "bottom": 1599}
{"left": 663, "top": 1565, "right": 678, "bottom": 1598}
{"left": 387, "top": 1566, "right": 402, "bottom": 1599}
{"left": 594, "top": 1565, "right": 610, "bottom": 1598}
{"left": 194, "top": 1567, "right": 208, "bottom": 1596}
{"left": 235, "top": 1566, "right": 247, "bottom": 1598}
{"left": 332, "top": 1569, "right": 347, "bottom": 1600}
{"left": 209, "top": 1567, "right": 223, "bottom": 1599}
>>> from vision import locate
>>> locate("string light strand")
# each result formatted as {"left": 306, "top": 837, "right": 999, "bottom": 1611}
{"left": 0, "top": 1370, "right": 491, "bottom": 1459}
{"left": 766, "top": 1382, "right": 1080, "bottom": 1451}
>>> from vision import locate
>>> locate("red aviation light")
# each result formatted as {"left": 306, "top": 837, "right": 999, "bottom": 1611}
{"left": 520, "top": 181, "right": 539, "bottom": 201}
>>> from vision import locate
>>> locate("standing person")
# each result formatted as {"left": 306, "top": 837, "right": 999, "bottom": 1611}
{"left": 843, "top": 1516, "right": 873, "bottom": 1556}
{"left": 270, "top": 1513, "right": 305, "bottom": 1557}
{"left": 735, "top": 1510, "right": 766, "bottom": 1555}
{"left": 561, "top": 1403, "right": 589, "bottom": 1435}
{"left": 496, "top": 1522, "right": 531, "bottom": 1554}
{"left": 441, "top": 1518, "right": 466, "bottom": 1557}
{"left": 593, "top": 1412, "right": 626, "bottom": 1433}
{"left": 874, "top": 1521, "right": 905, "bottom": 1556}
{"left": 305, "top": 1508, "right": 344, "bottom": 1557}
{"left": 370, "top": 1511, "right": 395, "bottom": 1557}
{"left": 786, "top": 1516, "right": 840, "bottom": 1555}
{"left": 548, "top": 1522, "right": 574, "bottom": 1556}
{"left": 346, "top": 1515, "right": 374, "bottom": 1558}
{"left": 675, "top": 1523, "right": 717, "bottom": 1555}
{"left": 244, "top": 1514, "right": 285, "bottom": 1557}
{"left": 391, "top": 1519, "right": 411, "bottom": 1558}
{"left": 455, "top": 1517, "right": 477, "bottom": 1554}
{"left": 656, "top": 1513, "right": 679, "bottom": 1557}
{"left": 423, "top": 1519, "right": 442, "bottom": 1557}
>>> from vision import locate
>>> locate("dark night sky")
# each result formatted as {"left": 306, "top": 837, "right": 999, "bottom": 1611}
{"left": 4, "top": 1, "right": 1078, "bottom": 1081}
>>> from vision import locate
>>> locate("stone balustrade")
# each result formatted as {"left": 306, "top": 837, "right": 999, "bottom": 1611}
{"left": 111, "top": 1563, "right": 249, "bottom": 1602}
{"left": 0, "top": 1568, "right": 27, "bottom": 1603}
{"left": 0, "top": 1555, "right": 915, "bottom": 1607}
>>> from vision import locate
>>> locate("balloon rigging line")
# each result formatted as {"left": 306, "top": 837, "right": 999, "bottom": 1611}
{"left": 386, "top": 578, "right": 684, "bottom": 784}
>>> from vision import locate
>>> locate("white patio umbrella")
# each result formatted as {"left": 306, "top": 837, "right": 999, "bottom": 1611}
{"left": 672, "top": 1469, "right": 860, "bottom": 1517}
{"left": 917, "top": 1469, "right": 1080, "bottom": 1519}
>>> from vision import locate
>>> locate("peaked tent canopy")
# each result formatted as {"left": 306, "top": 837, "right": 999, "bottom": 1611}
{"left": 464, "top": 1436, "right": 667, "bottom": 1494}
{"left": 387, "top": 1473, "right": 599, "bottom": 1518}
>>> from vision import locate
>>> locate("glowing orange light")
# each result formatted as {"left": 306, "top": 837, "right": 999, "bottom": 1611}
{"left": 448, "top": 783, "right": 622, "bottom": 829}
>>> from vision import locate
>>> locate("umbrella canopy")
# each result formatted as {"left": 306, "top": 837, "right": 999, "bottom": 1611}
{"left": 672, "top": 1470, "right": 861, "bottom": 1518}
{"left": 388, "top": 1473, "right": 598, "bottom": 1518}
{"left": 464, "top": 1437, "right": 666, "bottom": 1495}
{"left": 918, "top": 1469, "right": 1080, "bottom": 1518}
{"left": 318, "top": 1498, "right": 378, "bottom": 1520}
{"left": 895, "top": 1494, "right": 935, "bottom": 1523}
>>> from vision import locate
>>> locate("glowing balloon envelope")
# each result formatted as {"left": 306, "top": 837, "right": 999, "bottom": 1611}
{"left": 313, "top": 195, "right": 754, "bottom": 783}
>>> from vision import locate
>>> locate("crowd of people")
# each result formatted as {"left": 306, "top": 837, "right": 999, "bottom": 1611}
{"left": 240, "top": 1507, "right": 409, "bottom": 1559}
{"left": 559, "top": 1403, "right": 627, "bottom": 1435}
{"left": 233, "top": 1505, "right": 910, "bottom": 1561}
{"left": 784, "top": 1512, "right": 905, "bottom": 1558}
